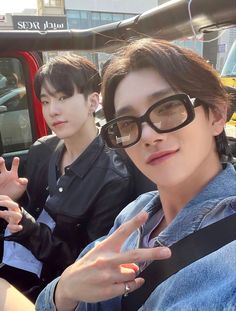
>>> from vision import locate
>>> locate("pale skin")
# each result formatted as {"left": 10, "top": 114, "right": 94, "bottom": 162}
{"left": 0, "top": 81, "right": 100, "bottom": 233}
{"left": 0, "top": 278, "right": 35, "bottom": 311}
{"left": 55, "top": 212, "right": 171, "bottom": 311}
{"left": 0, "top": 195, "right": 22, "bottom": 233}
{"left": 0, "top": 213, "right": 170, "bottom": 311}
{"left": 40, "top": 81, "right": 99, "bottom": 170}
{"left": 0, "top": 157, "right": 28, "bottom": 201}
{"left": 0, "top": 157, "right": 26, "bottom": 233}
{"left": 114, "top": 69, "right": 226, "bottom": 225}
{"left": 0, "top": 69, "right": 227, "bottom": 310}
{"left": 53, "top": 69, "right": 227, "bottom": 311}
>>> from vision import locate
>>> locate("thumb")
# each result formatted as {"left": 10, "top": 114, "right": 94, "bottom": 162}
{"left": 18, "top": 178, "right": 28, "bottom": 186}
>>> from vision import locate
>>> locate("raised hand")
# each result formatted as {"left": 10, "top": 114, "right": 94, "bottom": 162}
{"left": 0, "top": 195, "right": 23, "bottom": 233}
{"left": 55, "top": 211, "right": 171, "bottom": 311}
{"left": 0, "top": 157, "right": 28, "bottom": 200}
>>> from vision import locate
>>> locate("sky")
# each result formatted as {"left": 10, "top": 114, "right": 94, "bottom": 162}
{"left": 0, "top": 0, "right": 37, "bottom": 14}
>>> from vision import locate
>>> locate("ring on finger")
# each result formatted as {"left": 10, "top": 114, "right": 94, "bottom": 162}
{"left": 123, "top": 282, "right": 131, "bottom": 297}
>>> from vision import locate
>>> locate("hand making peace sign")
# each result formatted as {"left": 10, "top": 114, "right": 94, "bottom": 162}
{"left": 55, "top": 211, "right": 171, "bottom": 311}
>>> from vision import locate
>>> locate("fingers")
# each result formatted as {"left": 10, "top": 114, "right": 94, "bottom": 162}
{"left": 0, "top": 210, "right": 22, "bottom": 224}
{"left": 7, "top": 223, "right": 23, "bottom": 233}
{"left": 10, "top": 157, "right": 20, "bottom": 174}
{"left": 120, "top": 263, "right": 139, "bottom": 272}
{"left": 0, "top": 197, "right": 21, "bottom": 212}
{"left": 102, "top": 212, "right": 149, "bottom": 251}
{"left": 0, "top": 157, "right": 20, "bottom": 175}
{"left": 0, "top": 157, "right": 7, "bottom": 173}
{"left": 110, "top": 246, "right": 171, "bottom": 266}
{"left": 110, "top": 277, "right": 145, "bottom": 299}
{"left": 18, "top": 177, "right": 28, "bottom": 186}
{"left": 100, "top": 265, "right": 138, "bottom": 285}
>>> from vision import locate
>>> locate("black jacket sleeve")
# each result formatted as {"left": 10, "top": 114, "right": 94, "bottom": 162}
{"left": 20, "top": 135, "right": 60, "bottom": 218}
{"left": 4, "top": 173, "right": 134, "bottom": 272}
{"left": 4, "top": 208, "right": 75, "bottom": 271}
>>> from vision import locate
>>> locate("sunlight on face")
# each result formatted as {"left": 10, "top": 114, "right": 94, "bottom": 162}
{"left": 114, "top": 68, "right": 224, "bottom": 189}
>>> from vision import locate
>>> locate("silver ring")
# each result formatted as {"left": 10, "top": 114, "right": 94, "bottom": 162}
{"left": 124, "top": 282, "right": 131, "bottom": 297}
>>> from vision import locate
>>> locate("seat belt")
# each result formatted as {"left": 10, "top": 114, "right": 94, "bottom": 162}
{"left": 121, "top": 213, "right": 236, "bottom": 311}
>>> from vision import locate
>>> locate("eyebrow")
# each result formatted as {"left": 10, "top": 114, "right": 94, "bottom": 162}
{"left": 115, "top": 88, "right": 173, "bottom": 117}
{"left": 40, "top": 89, "right": 66, "bottom": 101}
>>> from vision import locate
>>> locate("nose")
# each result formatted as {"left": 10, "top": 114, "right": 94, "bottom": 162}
{"left": 140, "top": 122, "right": 166, "bottom": 146}
{"left": 48, "top": 100, "right": 60, "bottom": 117}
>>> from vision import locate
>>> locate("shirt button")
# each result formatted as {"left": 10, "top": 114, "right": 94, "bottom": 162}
{"left": 58, "top": 187, "right": 63, "bottom": 192}
{"left": 36, "top": 208, "right": 40, "bottom": 212}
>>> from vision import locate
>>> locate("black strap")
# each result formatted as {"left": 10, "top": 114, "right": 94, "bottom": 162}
{"left": 121, "top": 213, "right": 236, "bottom": 311}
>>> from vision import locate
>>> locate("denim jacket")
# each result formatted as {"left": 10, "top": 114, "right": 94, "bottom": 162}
{"left": 36, "top": 163, "right": 236, "bottom": 311}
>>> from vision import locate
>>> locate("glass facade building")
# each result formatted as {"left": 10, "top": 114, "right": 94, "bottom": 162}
{"left": 66, "top": 9, "right": 136, "bottom": 71}
{"left": 67, "top": 9, "right": 135, "bottom": 29}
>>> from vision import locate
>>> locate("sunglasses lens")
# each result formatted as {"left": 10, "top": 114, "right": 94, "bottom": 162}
{"left": 102, "top": 94, "right": 194, "bottom": 149}
{"left": 104, "top": 118, "right": 139, "bottom": 148}
{"left": 149, "top": 98, "right": 188, "bottom": 131}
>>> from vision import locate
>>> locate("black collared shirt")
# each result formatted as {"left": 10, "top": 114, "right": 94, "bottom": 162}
{"left": 9, "top": 134, "right": 135, "bottom": 283}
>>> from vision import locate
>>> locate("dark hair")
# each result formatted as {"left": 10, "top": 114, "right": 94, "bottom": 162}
{"left": 102, "top": 38, "right": 231, "bottom": 159}
{"left": 34, "top": 54, "right": 101, "bottom": 100}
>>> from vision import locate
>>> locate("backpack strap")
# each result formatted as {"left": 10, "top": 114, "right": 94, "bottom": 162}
{"left": 121, "top": 213, "right": 236, "bottom": 311}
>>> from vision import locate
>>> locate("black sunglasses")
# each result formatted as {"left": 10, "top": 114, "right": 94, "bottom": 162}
{"left": 101, "top": 93, "right": 201, "bottom": 149}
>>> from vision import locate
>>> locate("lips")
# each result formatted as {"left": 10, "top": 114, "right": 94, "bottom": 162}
{"left": 52, "top": 121, "right": 66, "bottom": 127}
{"left": 146, "top": 150, "right": 178, "bottom": 164}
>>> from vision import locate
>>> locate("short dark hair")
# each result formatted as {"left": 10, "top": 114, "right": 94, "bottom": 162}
{"left": 102, "top": 38, "right": 231, "bottom": 159}
{"left": 34, "top": 54, "right": 101, "bottom": 100}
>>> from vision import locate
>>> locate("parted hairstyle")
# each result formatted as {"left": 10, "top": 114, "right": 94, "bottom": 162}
{"left": 34, "top": 54, "right": 101, "bottom": 100}
{"left": 101, "top": 38, "right": 231, "bottom": 159}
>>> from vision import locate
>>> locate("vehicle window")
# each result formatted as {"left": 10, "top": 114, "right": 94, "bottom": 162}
{"left": 0, "top": 57, "right": 32, "bottom": 153}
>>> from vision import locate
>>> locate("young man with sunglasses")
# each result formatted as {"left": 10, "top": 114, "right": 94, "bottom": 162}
{"left": 34, "top": 38, "right": 236, "bottom": 311}
{"left": 4, "top": 38, "right": 233, "bottom": 311}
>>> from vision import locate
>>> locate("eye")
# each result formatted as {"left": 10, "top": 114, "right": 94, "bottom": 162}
{"left": 59, "top": 95, "right": 68, "bottom": 101}
{"left": 119, "top": 120, "right": 134, "bottom": 129}
{"left": 158, "top": 100, "right": 183, "bottom": 114}
{"left": 41, "top": 100, "right": 49, "bottom": 106}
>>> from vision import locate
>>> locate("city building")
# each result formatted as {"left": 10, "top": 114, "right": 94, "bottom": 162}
{"left": 1, "top": 0, "right": 235, "bottom": 73}
{"left": 216, "top": 27, "right": 236, "bottom": 72}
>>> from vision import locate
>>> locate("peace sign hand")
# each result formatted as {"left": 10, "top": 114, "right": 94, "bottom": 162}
{"left": 55, "top": 211, "right": 171, "bottom": 311}
{"left": 0, "top": 157, "right": 28, "bottom": 201}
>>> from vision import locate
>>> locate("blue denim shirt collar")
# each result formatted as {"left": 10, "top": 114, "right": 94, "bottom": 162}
{"left": 143, "top": 163, "right": 236, "bottom": 246}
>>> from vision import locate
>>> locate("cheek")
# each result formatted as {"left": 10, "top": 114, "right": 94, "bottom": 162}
{"left": 125, "top": 145, "right": 145, "bottom": 171}
{"left": 42, "top": 107, "right": 49, "bottom": 121}
{"left": 125, "top": 146, "right": 140, "bottom": 164}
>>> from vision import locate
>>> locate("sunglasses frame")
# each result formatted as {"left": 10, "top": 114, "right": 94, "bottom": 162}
{"left": 101, "top": 93, "right": 200, "bottom": 149}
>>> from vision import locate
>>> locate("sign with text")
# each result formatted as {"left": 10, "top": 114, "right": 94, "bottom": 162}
{"left": 12, "top": 15, "right": 67, "bottom": 31}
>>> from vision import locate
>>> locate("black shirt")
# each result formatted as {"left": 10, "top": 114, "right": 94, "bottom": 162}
{"left": 7, "top": 135, "right": 135, "bottom": 284}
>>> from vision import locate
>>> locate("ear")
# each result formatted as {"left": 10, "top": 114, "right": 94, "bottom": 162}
{"left": 210, "top": 104, "right": 227, "bottom": 136}
{"left": 87, "top": 92, "right": 99, "bottom": 114}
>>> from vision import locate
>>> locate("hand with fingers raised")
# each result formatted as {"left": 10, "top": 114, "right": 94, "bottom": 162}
{"left": 0, "top": 157, "right": 28, "bottom": 201}
{"left": 0, "top": 195, "right": 23, "bottom": 234}
{"left": 54, "top": 211, "right": 171, "bottom": 311}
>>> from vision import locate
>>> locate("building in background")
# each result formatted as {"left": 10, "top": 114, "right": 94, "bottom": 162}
{"left": 0, "top": 0, "right": 235, "bottom": 73}
{"left": 64, "top": 0, "right": 160, "bottom": 70}
{"left": 64, "top": 0, "right": 206, "bottom": 71}
{"left": 0, "top": 14, "right": 14, "bottom": 30}
{"left": 216, "top": 28, "right": 236, "bottom": 72}
{"left": 37, "top": 0, "right": 65, "bottom": 16}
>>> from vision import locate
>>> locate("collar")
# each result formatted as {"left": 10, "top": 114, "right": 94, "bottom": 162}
{"left": 144, "top": 163, "right": 236, "bottom": 246}
{"left": 55, "top": 135, "right": 105, "bottom": 179}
